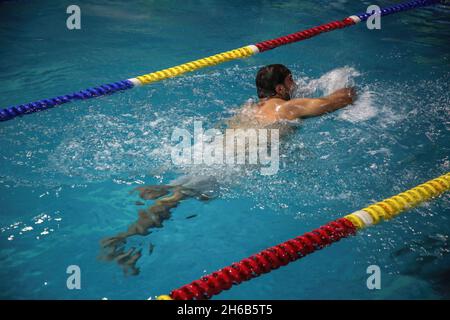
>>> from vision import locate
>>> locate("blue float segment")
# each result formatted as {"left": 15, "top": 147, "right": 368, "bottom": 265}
{"left": 0, "top": 80, "right": 134, "bottom": 121}
{"left": 356, "top": 0, "right": 440, "bottom": 21}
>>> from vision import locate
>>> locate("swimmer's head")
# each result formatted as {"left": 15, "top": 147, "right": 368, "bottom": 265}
{"left": 256, "top": 64, "right": 296, "bottom": 100}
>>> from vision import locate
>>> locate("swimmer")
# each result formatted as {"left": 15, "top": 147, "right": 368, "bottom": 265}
{"left": 228, "top": 64, "right": 356, "bottom": 129}
{"left": 99, "top": 64, "right": 357, "bottom": 274}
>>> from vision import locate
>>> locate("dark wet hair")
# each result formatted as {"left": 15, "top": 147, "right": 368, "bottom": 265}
{"left": 255, "top": 64, "right": 292, "bottom": 98}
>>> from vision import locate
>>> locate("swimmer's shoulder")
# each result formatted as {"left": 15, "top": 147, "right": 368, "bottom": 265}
{"left": 254, "top": 98, "right": 285, "bottom": 113}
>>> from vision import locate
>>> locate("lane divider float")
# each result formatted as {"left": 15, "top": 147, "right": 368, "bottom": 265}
{"left": 0, "top": 0, "right": 443, "bottom": 122}
{"left": 157, "top": 172, "right": 450, "bottom": 300}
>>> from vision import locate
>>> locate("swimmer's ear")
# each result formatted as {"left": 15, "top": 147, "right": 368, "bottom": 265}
{"left": 275, "top": 84, "right": 285, "bottom": 95}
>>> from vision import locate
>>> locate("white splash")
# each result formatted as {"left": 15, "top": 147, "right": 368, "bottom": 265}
{"left": 338, "top": 90, "right": 377, "bottom": 122}
{"left": 295, "top": 66, "right": 361, "bottom": 96}
{"left": 294, "top": 66, "right": 377, "bottom": 122}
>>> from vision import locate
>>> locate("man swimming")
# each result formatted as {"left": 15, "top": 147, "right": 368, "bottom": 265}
{"left": 99, "top": 64, "right": 357, "bottom": 275}
{"left": 228, "top": 64, "right": 356, "bottom": 128}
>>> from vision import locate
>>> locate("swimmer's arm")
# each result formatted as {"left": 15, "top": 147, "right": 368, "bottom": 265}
{"left": 279, "top": 87, "right": 356, "bottom": 119}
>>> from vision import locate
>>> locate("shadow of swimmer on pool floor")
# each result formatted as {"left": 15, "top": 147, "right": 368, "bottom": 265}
{"left": 97, "top": 64, "right": 357, "bottom": 275}
{"left": 98, "top": 184, "right": 213, "bottom": 275}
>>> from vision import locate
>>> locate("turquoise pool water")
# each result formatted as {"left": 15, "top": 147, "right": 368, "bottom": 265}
{"left": 0, "top": 0, "right": 449, "bottom": 299}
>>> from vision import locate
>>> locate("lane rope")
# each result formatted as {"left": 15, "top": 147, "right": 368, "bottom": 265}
{"left": 157, "top": 172, "right": 450, "bottom": 300}
{"left": 0, "top": 0, "right": 443, "bottom": 122}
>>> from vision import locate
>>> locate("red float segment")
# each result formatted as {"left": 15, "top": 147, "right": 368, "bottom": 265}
{"left": 255, "top": 18, "right": 356, "bottom": 52}
{"left": 169, "top": 217, "right": 357, "bottom": 300}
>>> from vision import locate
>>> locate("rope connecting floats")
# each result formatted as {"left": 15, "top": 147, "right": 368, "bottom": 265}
{"left": 156, "top": 172, "right": 450, "bottom": 300}
{"left": 0, "top": 0, "right": 443, "bottom": 122}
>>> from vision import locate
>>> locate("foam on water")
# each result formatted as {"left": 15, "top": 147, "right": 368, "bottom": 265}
{"left": 339, "top": 90, "right": 377, "bottom": 122}
{"left": 296, "top": 66, "right": 361, "bottom": 96}
{"left": 294, "top": 66, "right": 378, "bottom": 122}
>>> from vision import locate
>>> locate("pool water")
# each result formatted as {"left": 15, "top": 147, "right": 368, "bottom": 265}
{"left": 0, "top": 0, "right": 449, "bottom": 299}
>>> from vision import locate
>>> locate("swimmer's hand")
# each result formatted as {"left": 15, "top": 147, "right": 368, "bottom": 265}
{"left": 334, "top": 86, "right": 357, "bottom": 102}
{"left": 278, "top": 87, "right": 357, "bottom": 120}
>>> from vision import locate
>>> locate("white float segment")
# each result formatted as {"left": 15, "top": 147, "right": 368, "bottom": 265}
{"left": 351, "top": 210, "right": 374, "bottom": 227}
{"left": 348, "top": 15, "right": 361, "bottom": 24}
{"left": 246, "top": 45, "right": 260, "bottom": 54}
{"left": 128, "top": 78, "right": 143, "bottom": 86}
